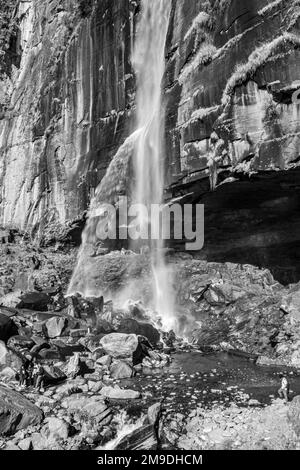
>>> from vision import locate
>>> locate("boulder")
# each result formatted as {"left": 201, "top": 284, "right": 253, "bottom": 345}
{"left": 43, "top": 365, "right": 66, "bottom": 384}
{"left": 100, "top": 333, "right": 138, "bottom": 358}
{"left": 0, "top": 385, "right": 43, "bottom": 435}
{"left": 43, "top": 417, "right": 70, "bottom": 442}
{"left": 61, "top": 395, "right": 112, "bottom": 425}
{"left": 45, "top": 316, "right": 66, "bottom": 338}
{"left": 65, "top": 353, "right": 84, "bottom": 379}
{"left": 96, "top": 355, "right": 112, "bottom": 367}
{"left": 288, "top": 395, "right": 300, "bottom": 436}
{"left": 0, "top": 291, "right": 23, "bottom": 309}
{"left": 110, "top": 360, "right": 133, "bottom": 379}
{"left": 7, "top": 335, "right": 34, "bottom": 351}
{"left": 117, "top": 318, "right": 160, "bottom": 346}
{"left": 0, "top": 367, "right": 16, "bottom": 381}
{"left": 133, "top": 336, "right": 151, "bottom": 366}
{"left": 18, "top": 437, "right": 32, "bottom": 450}
{"left": 147, "top": 403, "right": 161, "bottom": 426}
{"left": 0, "top": 313, "right": 18, "bottom": 343}
{"left": 0, "top": 341, "right": 23, "bottom": 371}
{"left": 17, "top": 291, "right": 51, "bottom": 311}
{"left": 100, "top": 385, "right": 141, "bottom": 400}
{"left": 79, "top": 335, "right": 103, "bottom": 353}
{"left": 88, "top": 380, "right": 103, "bottom": 393}
{"left": 39, "top": 348, "right": 63, "bottom": 361}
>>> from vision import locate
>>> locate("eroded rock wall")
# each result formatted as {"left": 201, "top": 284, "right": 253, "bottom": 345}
{"left": 0, "top": 0, "right": 137, "bottom": 237}
{"left": 165, "top": 0, "right": 300, "bottom": 190}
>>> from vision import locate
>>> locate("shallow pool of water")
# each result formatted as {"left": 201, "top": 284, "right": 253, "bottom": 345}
{"left": 118, "top": 352, "right": 300, "bottom": 415}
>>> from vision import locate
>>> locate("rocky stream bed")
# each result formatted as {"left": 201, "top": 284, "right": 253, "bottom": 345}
{"left": 1, "top": 238, "right": 300, "bottom": 450}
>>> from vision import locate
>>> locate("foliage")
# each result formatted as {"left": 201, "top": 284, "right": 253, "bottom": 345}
{"left": 0, "top": 0, "right": 19, "bottom": 74}
{"left": 221, "top": 33, "right": 300, "bottom": 107}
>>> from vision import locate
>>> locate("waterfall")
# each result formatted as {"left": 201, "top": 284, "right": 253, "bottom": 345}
{"left": 68, "top": 0, "right": 176, "bottom": 332}
{"left": 131, "top": 0, "right": 176, "bottom": 331}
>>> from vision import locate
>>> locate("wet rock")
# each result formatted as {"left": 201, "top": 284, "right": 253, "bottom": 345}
{"left": 45, "top": 316, "right": 66, "bottom": 338}
{"left": 100, "top": 385, "right": 141, "bottom": 400}
{"left": 96, "top": 318, "right": 114, "bottom": 334}
{"left": 115, "top": 424, "right": 157, "bottom": 450}
{"left": 132, "top": 336, "right": 152, "bottom": 366}
{"left": 100, "top": 333, "right": 139, "bottom": 359}
{"left": 110, "top": 360, "right": 133, "bottom": 379}
{"left": 67, "top": 294, "right": 103, "bottom": 326}
{"left": 117, "top": 318, "right": 160, "bottom": 346}
{"left": 0, "top": 313, "right": 18, "bottom": 343}
{"left": 0, "top": 385, "right": 43, "bottom": 435}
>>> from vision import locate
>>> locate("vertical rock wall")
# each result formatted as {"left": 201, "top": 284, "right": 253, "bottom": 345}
{"left": 0, "top": 0, "right": 137, "bottom": 237}
{"left": 165, "top": 0, "right": 300, "bottom": 192}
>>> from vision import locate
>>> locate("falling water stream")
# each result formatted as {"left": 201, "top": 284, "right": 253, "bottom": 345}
{"left": 131, "top": 0, "right": 176, "bottom": 332}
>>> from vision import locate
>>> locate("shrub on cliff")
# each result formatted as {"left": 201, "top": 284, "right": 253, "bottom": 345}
{"left": 0, "top": 0, "right": 19, "bottom": 76}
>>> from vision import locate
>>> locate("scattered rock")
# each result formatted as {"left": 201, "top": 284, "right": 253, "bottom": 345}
{"left": 96, "top": 355, "right": 112, "bottom": 367}
{"left": 0, "top": 341, "right": 23, "bottom": 371}
{"left": 100, "top": 385, "right": 141, "bottom": 400}
{"left": 100, "top": 333, "right": 138, "bottom": 358}
{"left": 65, "top": 353, "right": 84, "bottom": 379}
{"left": 17, "top": 292, "right": 51, "bottom": 311}
{"left": 0, "top": 313, "right": 18, "bottom": 343}
{"left": 44, "top": 417, "right": 70, "bottom": 442}
{"left": 45, "top": 316, "right": 66, "bottom": 338}
{"left": 110, "top": 360, "right": 133, "bottom": 379}
{"left": 115, "top": 424, "right": 157, "bottom": 450}
{"left": 117, "top": 318, "right": 160, "bottom": 346}
{"left": 18, "top": 437, "right": 32, "bottom": 450}
{"left": 0, "top": 385, "right": 43, "bottom": 435}
{"left": 288, "top": 395, "right": 300, "bottom": 436}
{"left": 148, "top": 403, "right": 161, "bottom": 426}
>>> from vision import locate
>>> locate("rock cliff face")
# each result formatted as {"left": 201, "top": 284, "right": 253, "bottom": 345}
{"left": 164, "top": 0, "right": 300, "bottom": 283}
{"left": 0, "top": 0, "right": 136, "bottom": 238}
{"left": 0, "top": 0, "right": 300, "bottom": 282}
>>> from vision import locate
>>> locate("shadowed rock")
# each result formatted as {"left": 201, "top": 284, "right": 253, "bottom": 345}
{"left": 0, "top": 385, "right": 43, "bottom": 435}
